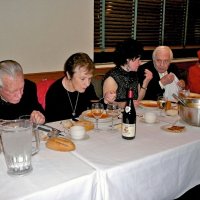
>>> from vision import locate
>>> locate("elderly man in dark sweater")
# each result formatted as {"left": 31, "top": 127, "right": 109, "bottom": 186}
{"left": 0, "top": 60, "right": 45, "bottom": 124}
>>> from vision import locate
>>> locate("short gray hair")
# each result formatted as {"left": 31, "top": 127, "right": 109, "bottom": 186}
{"left": 152, "top": 46, "right": 173, "bottom": 61}
{"left": 0, "top": 60, "right": 23, "bottom": 88}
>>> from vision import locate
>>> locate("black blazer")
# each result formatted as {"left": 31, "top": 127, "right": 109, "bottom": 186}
{"left": 137, "top": 61, "right": 181, "bottom": 100}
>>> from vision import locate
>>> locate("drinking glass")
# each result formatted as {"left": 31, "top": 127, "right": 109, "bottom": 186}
{"left": 179, "top": 89, "right": 190, "bottom": 98}
{"left": 106, "top": 104, "right": 121, "bottom": 130}
{"left": 91, "top": 103, "right": 104, "bottom": 130}
{"left": 157, "top": 96, "right": 167, "bottom": 116}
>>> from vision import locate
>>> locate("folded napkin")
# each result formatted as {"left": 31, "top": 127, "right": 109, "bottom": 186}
{"left": 164, "top": 73, "right": 181, "bottom": 101}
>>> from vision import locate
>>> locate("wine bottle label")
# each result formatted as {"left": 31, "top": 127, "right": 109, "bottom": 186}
{"left": 125, "top": 106, "right": 131, "bottom": 113}
{"left": 121, "top": 123, "right": 135, "bottom": 137}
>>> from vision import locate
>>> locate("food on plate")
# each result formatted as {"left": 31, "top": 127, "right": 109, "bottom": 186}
{"left": 62, "top": 120, "right": 73, "bottom": 129}
{"left": 74, "top": 120, "right": 94, "bottom": 131}
{"left": 167, "top": 125, "right": 185, "bottom": 133}
{"left": 46, "top": 137, "right": 75, "bottom": 152}
{"left": 140, "top": 100, "right": 158, "bottom": 108}
{"left": 86, "top": 111, "right": 109, "bottom": 119}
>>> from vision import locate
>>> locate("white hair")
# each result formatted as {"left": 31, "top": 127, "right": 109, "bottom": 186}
{"left": 0, "top": 60, "right": 23, "bottom": 88}
{"left": 152, "top": 46, "right": 173, "bottom": 61}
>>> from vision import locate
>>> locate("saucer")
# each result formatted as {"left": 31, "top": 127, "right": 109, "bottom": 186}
{"left": 68, "top": 134, "right": 89, "bottom": 141}
{"left": 140, "top": 118, "right": 160, "bottom": 124}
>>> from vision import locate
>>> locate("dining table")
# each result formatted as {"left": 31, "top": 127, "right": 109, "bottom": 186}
{"left": 0, "top": 141, "right": 98, "bottom": 200}
{"left": 1, "top": 105, "right": 200, "bottom": 200}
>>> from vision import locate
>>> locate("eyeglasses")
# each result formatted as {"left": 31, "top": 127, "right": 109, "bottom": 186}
{"left": 155, "top": 59, "right": 170, "bottom": 65}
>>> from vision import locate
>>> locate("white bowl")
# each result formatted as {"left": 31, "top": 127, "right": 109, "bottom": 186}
{"left": 70, "top": 125, "right": 86, "bottom": 140}
{"left": 144, "top": 112, "right": 157, "bottom": 124}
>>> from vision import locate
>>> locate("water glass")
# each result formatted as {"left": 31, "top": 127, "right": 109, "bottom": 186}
{"left": 157, "top": 96, "right": 167, "bottom": 116}
{"left": 106, "top": 104, "right": 121, "bottom": 130}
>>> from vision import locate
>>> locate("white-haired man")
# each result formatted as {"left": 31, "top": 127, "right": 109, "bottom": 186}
{"left": 138, "top": 46, "right": 185, "bottom": 100}
{"left": 0, "top": 60, "right": 45, "bottom": 124}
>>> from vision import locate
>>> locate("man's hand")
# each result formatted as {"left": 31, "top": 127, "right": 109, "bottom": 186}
{"left": 30, "top": 110, "right": 45, "bottom": 124}
{"left": 160, "top": 73, "right": 174, "bottom": 86}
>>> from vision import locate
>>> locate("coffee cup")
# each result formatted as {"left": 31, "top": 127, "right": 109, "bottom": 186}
{"left": 144, "top": 112, "right": 157, "bottom": 124}
{"left": 70, "top": 125, "right": 86, "bottom": 140}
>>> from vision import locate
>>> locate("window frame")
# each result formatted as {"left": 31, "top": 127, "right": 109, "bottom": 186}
{"left": 94, "top": 0, "right": 200, "bottom": 62}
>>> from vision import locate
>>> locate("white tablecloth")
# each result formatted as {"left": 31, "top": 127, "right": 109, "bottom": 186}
{"left": 49, "top": 109, "right": 200, "bottom": 200}
{"left": 1, "top": 108, "right": 200, "bottom": 200}
{"left": 0, "top": 143, "right": 97, "bottom": 200}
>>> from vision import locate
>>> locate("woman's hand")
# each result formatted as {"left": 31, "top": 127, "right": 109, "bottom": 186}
{"left": 133, "top": 100, "right": 140, "bottom": 108}
{"left": 144, "top": 69, "right": 153, "bottom": 82}
{"left": 104, "top": 90, "right": 116, "bottom": 104}
{"left": 143, "top": 69, "right": 153, "bottom": 87}
{"left": 30, "top": 110, "right": 45, "bottom": 124}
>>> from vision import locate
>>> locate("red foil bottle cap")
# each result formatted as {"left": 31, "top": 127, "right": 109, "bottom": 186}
{"left": 128, "top": 88, "right": 133, "bottom": 98}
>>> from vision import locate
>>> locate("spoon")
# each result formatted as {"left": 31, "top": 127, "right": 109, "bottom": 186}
{"left": 90, "top": 96, "right": 104, "bottom": 103}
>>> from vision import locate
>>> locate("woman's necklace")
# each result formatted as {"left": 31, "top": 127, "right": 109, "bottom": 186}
{"left": 66, "top": 91, "right": 79, "bottom": 117}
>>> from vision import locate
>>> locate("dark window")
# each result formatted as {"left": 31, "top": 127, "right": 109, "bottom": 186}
{"left": 94, "top": 0, "right": 200, "bottom": 62}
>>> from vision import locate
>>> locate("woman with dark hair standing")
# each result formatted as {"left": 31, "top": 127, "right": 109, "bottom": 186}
{"left": 45, "top": 52, "right": 98, "bottom": 122}
{"left": 102, "top": 38, "right": 152, "bottom": 108}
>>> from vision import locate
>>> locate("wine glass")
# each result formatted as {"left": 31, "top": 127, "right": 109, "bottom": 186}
{"left": 91, "top": 103, "right": 104, "bottom": 130}
{"left": 179, "top": 89, "right": 190, "bottom": 98}
{"left": 157, "top": 96, "right": 167, "bottom": 116}
{"left": 106, "top": 104, "right": 121, "bottom": 130}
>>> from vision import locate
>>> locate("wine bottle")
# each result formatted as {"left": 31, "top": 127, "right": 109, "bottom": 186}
{"left": 121, "top": 88, "right": 136, "bottom": 140}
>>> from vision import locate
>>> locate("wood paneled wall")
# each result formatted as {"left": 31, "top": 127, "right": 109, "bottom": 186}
{"left": 24, "top": 60, "right": 197, "bottom": 83}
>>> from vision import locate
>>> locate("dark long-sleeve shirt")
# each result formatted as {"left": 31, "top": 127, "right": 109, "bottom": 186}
{"left": 0, "top": 79, "right": 44, "bottom": 120}
{"left": 45, "top": 78, "right": 98, "bottom": 122}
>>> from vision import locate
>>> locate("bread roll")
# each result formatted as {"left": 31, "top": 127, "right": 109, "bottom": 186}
{"left": 74, "top": 120, "right": 94, "bottom": 131}
{"left": 46, "top": 137, "right": 75, "bottom": 152}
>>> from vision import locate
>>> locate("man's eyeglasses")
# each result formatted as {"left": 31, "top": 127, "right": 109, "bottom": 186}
{"left": 155, "top": 59, "right": 170, "bottom": 65}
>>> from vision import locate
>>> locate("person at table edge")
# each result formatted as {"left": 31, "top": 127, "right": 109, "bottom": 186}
{"left": 187, "top": 49, "right": 200, "bottom": 94}
{"left": 0, "top": 60, "right": 45, "bottom": 124}
{"left": 137, "top": 46, "right": 185, "bottom": 101}
{"left": 45, "top": 52, "right": 112, "bottom": 122}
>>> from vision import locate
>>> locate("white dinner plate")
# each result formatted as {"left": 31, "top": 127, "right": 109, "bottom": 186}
{"left": 81, "top": 110, "right": 112, "bottom": 123}
{"left": 139, "top": 100, "right": 158, "bottom": 109}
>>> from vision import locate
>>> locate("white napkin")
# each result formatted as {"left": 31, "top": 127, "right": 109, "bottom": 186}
{"left": 164, "top": 73, "right": 181, "bottom": 101}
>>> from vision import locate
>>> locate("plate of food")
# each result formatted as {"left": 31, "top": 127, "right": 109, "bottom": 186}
{"left": 81, "top": 110, "right": 112, "bottom": 123}
{"left": 139, "top": 100, "right": 158, "bottom": 109}
{"left": 161, "top": 124, "right": 186, "bottom": 133}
